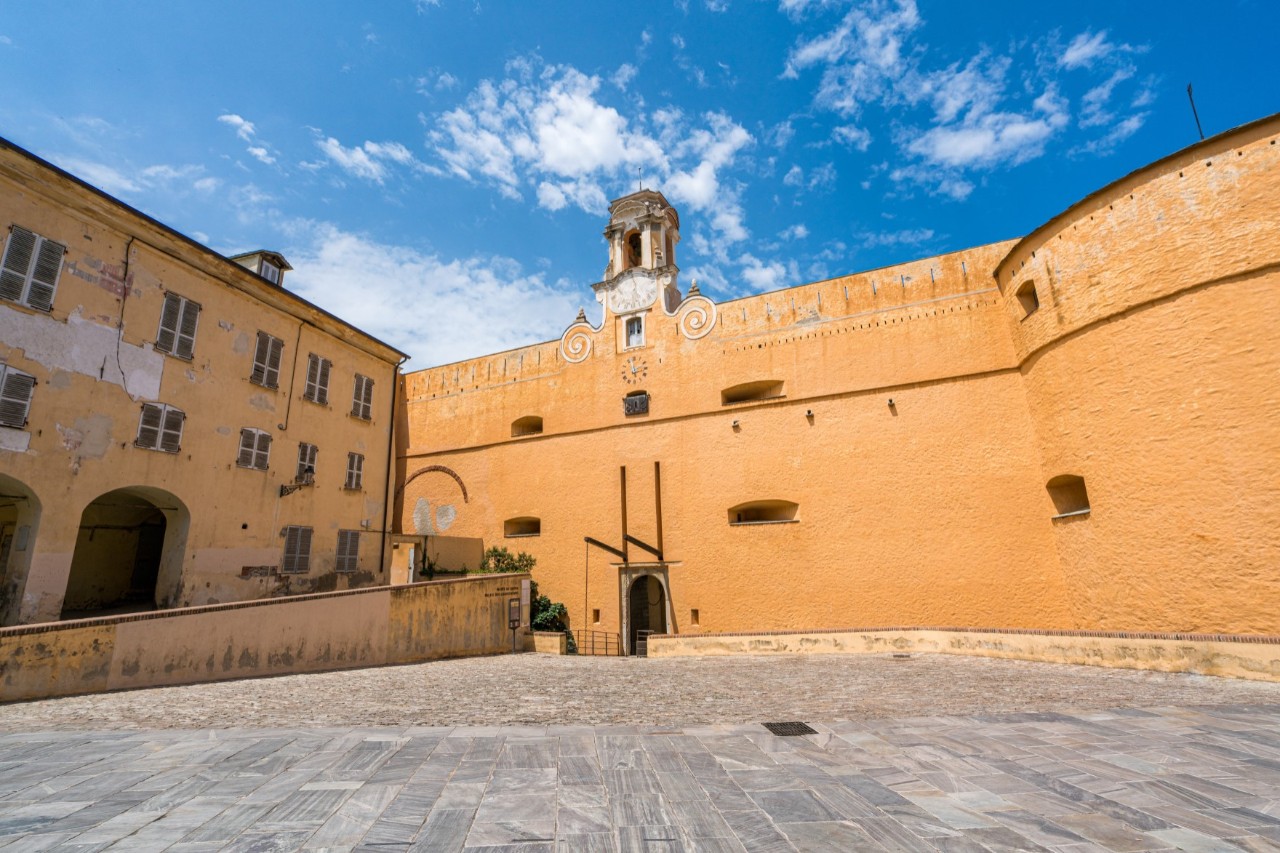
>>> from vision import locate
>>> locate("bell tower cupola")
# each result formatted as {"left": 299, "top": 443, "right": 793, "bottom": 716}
{"left": 593, "top": 189, "right": 682, "bottom": 320}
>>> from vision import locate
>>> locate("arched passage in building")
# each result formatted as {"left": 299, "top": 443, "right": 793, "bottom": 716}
{"left": 0, "top": 474, "right": 41, "bottom": 626}
{"left": 61, "top": 486, "right": 190, "bottom": 619}
{"left": 627, "top": 574, "right": 667, "bottom": 656}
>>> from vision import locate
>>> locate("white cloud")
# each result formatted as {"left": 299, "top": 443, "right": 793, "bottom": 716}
{"left": 429, "top": 61, "right": 753, "bottom": 243}
{"left": 1080, "top": 67, "right": 1134, "bottom": 128}
{"left": 284, "top": 221, "right": 580, "bottom": 366}
{"left": 832, "top": 124, "right": 871, "bottom": 150}
{"left": 1072, "top": 112, "right": 1147, "bottom": 157}
{"left": 0, "top": 35, "right": 11, "bottom": 46}
{"left": 781, "top": 162, "right": 836, "bottom": 192}
{"left": 767, "top": 121, "right": 795, "bottom": 149}
{"left": 706, "top": 0, "right": 730, "bottom": 10}
{"left": 738, "top": 253, "right": 797, "bottom": 292}
{"left": 1059, "top": 30, "right": 1113, "bottom": 70}
{"left": 860, "top": 227, "right": 934, "bottom": 247}
{"left": 52, "top": 157, "right": 218, "bottom": 199}
{"left": 611, "top": 63, "right": 638, "bottom": 90}
{"left": 247, "top": 146, "right": 276, "bottom": 165}
{"left": 779, "top": 223, "right": 809, "bottom": 240}
{"left": 217, "top": 113, "right": 256, "bottom": 142}
{"left": 315, "top": 136, "right": 422, "bottom": 184}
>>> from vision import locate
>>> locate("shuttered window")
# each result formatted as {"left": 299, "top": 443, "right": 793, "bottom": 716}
{"left": 281, "top": 525, "right": 313, "bottom": 574}
{"left": 250, "top": 332, "right": 284, "bottom": 388}
{"left": 135, "top": 403, "right": 185, "bottom": 452}
{"left": 0, "top": 225, "right": 64, "bottom": 312}
{"left": 155, "top": 292, "right": 201, "bottom": 359}
{"left": 295, "top": 442, "right": 318, "bottom": 482}
{"left": 336, "top": 530, "right": 360, "bottom": 573}
{"left": 0, "top": 365, "right": 36, "bottom": 429}
{"left": 303, "top": 354, "right": 331, "bottom": 404}
{"left": 345, "top": 453, "right": 364, "bottom": 490}
{"left": 237, "top": 427, "right": 272, "bottom": 470}
{"left": 351, "top": 374, "right": 374, "bottom": 420}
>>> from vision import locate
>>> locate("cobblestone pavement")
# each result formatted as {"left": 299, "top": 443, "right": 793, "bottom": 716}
{"left": 2, "top": 655, "right": 1280, "bottom": 851}
{"left": 3, "top": 653, "right": 1280, "bottom": 730}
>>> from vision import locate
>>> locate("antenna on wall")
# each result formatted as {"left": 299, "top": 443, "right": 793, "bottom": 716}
{"left": 1187, "top": 83, "right": 1205, "bottom": 141}
{"left": 637, "top": 166, "right": 643, "bottom": 192}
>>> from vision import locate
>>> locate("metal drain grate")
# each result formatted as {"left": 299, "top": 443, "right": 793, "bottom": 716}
{"left": 763, "top": 721, "right": 817, "bottom": 737}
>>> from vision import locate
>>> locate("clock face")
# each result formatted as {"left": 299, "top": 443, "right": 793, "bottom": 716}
{"left": 621, "top": 355, "right": 648, "bottom": 384}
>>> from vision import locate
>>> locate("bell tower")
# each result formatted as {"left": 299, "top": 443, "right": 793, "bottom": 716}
{"left": 593, "top": 190, "right": 682, "bottom": 331}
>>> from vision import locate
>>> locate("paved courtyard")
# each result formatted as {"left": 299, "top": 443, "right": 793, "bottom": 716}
{"left": 2, "top": 653, "right": 1280, "bottom": 851}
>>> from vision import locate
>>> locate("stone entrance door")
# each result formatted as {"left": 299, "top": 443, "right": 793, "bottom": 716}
{"left": 627, "top": 574, "right": 667, "bottom": 656}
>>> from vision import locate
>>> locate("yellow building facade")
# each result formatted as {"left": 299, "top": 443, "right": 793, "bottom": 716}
{"left": 0, "top": 139, "right": 405, "bottom": 626}
{"left": 399, "top": 114, "right": 1280, "bottom": 653}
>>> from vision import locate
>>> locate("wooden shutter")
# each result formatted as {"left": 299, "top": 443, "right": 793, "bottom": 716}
{"left": 316, "top": 358, "right": 331, "bottom": 405}
{"left": 0, "top": 367, "right": 36, "bottom": 429}
{"left": 176, "top": 298, "right": 200, "bottom": 359}
{"left": 237, "top": 428, "right": 257, "bottom": 467}
{"left": 251, "top": 333, "right": 270, "bottom": 384}
{"left": 266, "top": 337, "right": 283, "bottom": 387}
{"left": 345, "top": 453, "right": 364, "bottom": 489}
{"left": 159, "top": 407, "right": 185, "bottom": 452}
{"left": 296, "top": 442, "right": 317, "bottom": 480}
{"left": 361, "top": 376, "right": 374, "bottom": 419}
{"left": 304, "top": 355, "right": 320, "bottom": 401}
{"left": 254, "top": 431, "right": 272, "bottom": 469}
{"left": 0, "top": 227, "right": 36, "bottom": 303}
{"left": 26, "top": 236, "right": 64, "bottom": 311}
{"left": 136, "top": 403, "right": 163, "bottom": 449}
{"left": 352, "top": 375, "right": 373, "bottom": 419}
{"left": 351, "top": 375, "right": 364, "bottom": 417}
{"left": 337, "top": 530, "right": 360, "bottom": 572}
{"left": 283, "top": 525, "right": 313, "bottom": 574}
{"left": 156, "top": 293, "right": 181, "bottom": 354}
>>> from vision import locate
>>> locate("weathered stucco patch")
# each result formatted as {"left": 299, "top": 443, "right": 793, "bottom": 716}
{"left": 232, "top": 331, "right": 250, "bottom": 354}
{"left": 55, "top": 414, "right": 112, "bottom": 459}
{"left": 0, "top": 426, "right": 32, "bottom": 453}
{"left": 413, "top": 498, "right": 434, "bottom": 535}
{"left": 435, "top": 504, "right": 456, "bottom": 531}
{"left": 48, "top": 370, "right": 73, "bottom": 389}
{"left": 248, "top": 393, "right": 276, "bottom": 412}
{"left": 0, "top": 305, "right": 162, "bottom": 399}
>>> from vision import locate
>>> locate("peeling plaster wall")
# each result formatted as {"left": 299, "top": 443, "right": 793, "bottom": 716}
{"left": 0, "top": 304, "right": 162, "bottom": 400}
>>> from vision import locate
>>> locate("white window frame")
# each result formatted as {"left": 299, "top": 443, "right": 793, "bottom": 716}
{"left": 0, "top": 225, "right": 65, "bottom": 312}
{"left": 351, "top": 374, "right": 374, "bottom": 420}
{"left": 336, "top": 530, "right": 360, "bottom": 573}
{"left": 295, "top": 442, "right": 318, "bottom": 483}
{"left": 237, "top": 427, "right": 272, "bottom": 470}
{"left": 155, "top": 292, "right": 201, "bottom": 360}
{"left": 624, "top": 315, "right": 645, "bottom": 349}
{"left": 0, "top": 364, "right": 37, "bottom": 429}
{"left": 281, "top": 525, "right": 313, "bottom": 574}
{"left": 345, "top": 452, "right": 364, "bottom": 490}
{"left": 303, "top": 354, "right": 332, "bottom": 405}
{"left": 259, "top": 259, "right": 281, "bottom": 284}
{"left": 135, "top": 403, "right": 185, "bottom": 453}
{"left": 250, "top": 332, "right": 284, "bottom": 388}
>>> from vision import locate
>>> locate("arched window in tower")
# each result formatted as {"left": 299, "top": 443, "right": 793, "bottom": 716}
{"left": 625, "top": 316, "right": 644, "bottom": 348}
{"left": 627, "top": 232, "right": 642, "bottom": 268}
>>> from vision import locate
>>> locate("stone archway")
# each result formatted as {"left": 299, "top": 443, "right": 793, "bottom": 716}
{"left": 61, "top": 486, "right": 189, "bottom": 619}
{"left": 0, "top": 474, "right": 41, "bottom": 626}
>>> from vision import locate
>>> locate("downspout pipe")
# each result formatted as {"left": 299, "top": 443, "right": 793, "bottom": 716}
{"left": 380, "top": 355, "right": 409, "bottom": 583}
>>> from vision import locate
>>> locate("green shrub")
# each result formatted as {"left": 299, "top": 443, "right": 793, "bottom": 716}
{"left": 476, "top": 546, "right": 536, "bottom": 574}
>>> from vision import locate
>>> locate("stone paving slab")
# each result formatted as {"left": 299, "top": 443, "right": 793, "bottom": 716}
{"left": 1, "top": 654, "right": 1280, "bottom": 850}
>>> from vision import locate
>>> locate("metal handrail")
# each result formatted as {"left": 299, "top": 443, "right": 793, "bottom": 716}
{"left": 573, "top": 629, "right": 621, "bottom": 656}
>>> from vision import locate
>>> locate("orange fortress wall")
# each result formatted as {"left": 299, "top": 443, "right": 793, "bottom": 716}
{"left": 398, "top": 116, "right": 1280, "bottom": 651}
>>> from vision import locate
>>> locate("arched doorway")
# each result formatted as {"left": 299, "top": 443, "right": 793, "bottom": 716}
{"left": 0, "top": 474, "right": 41, "bottom": 626}
{"left": 62, "top": 487, "right": 189, "bottom": 619}
{"left": 627, "top": 574, "right": 667, "bottom": 656}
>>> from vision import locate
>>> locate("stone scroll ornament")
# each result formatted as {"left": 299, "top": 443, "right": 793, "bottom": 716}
{"left": 559, "top": 312, "right": 595, "bottom": 363}
{"left": 675, "top": 294, "right": 718, "bottom": 340}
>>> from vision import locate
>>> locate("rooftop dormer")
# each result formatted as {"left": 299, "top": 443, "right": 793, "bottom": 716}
{"left": 229, "top": 250, "right": 293, "bottom": 287}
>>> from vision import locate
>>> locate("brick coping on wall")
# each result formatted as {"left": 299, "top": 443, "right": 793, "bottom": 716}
{"left": 0, "top": 573, "right": 530, "bottom": 638}
{"left": 649, "top": 626, "right": 1280, "bottom": 646}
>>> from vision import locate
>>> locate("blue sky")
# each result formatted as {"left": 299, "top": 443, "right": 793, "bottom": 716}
{"left": 0, "top": 1, "right": 1275, "bottom": 367}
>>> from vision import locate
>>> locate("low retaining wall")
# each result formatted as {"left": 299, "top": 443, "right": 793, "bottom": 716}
{"left": 648, "top": 627, "right": 1280, "bottom": 682}
{"left": 0, "top": 573, "right": 529, "bottom": 702}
